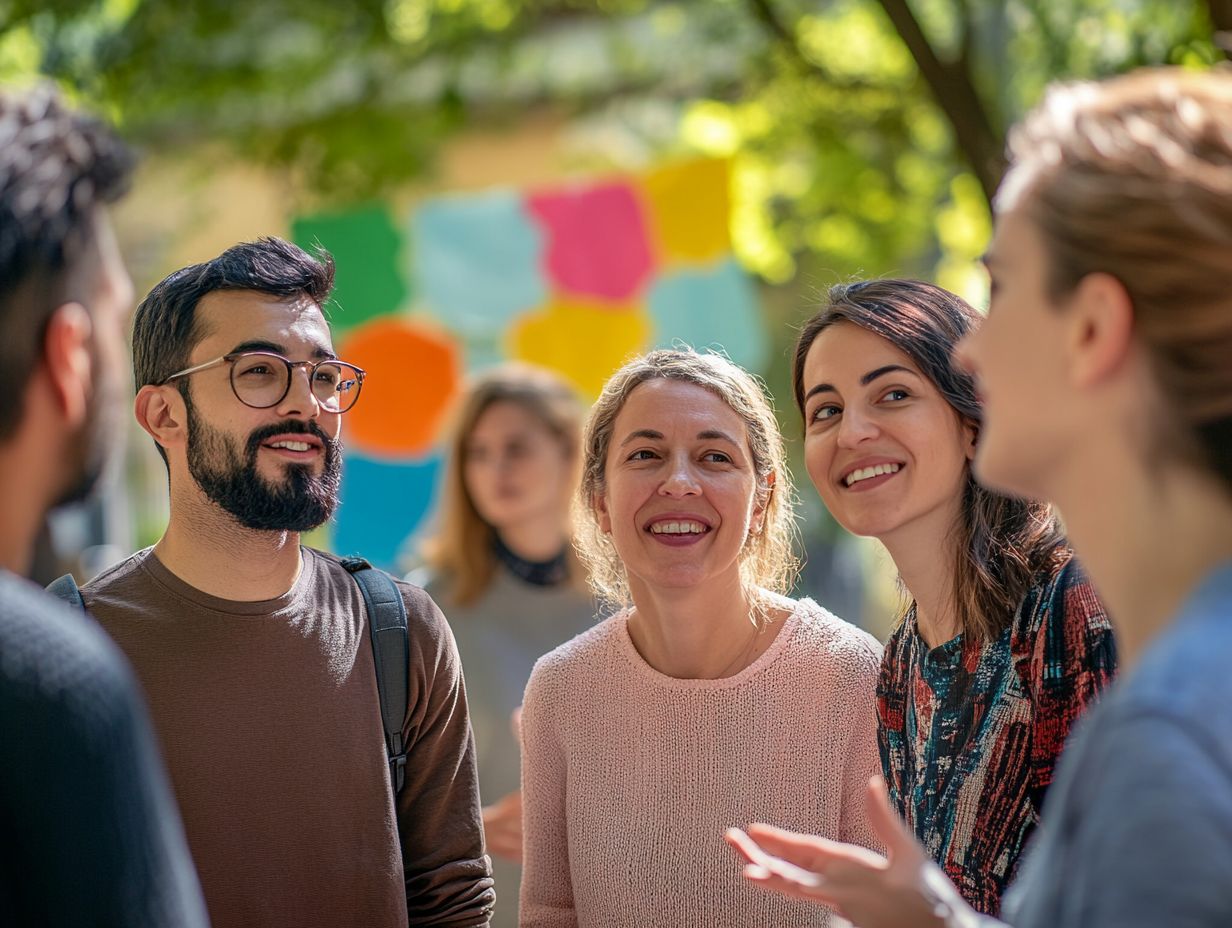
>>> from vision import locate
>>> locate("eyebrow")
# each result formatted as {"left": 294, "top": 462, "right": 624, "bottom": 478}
{"left": 804, "top": 364, "right": 917, "bottom": 400}
{"left": 228, "top": 339, "right": 336, "bottom": 360}
{"left": 618, "top": 428, "right": 742, "bottom": 446}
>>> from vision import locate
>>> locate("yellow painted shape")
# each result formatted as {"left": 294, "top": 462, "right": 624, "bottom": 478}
{"left": 640, "top": 158, "right": 732, "bottom": 264}
{"left": 509, "top": 299, "right": 650, "bottom": 400}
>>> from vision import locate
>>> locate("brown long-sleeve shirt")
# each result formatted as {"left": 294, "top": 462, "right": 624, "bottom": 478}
{"left": 85, "top": 546, "right": 493, "bottom": 928}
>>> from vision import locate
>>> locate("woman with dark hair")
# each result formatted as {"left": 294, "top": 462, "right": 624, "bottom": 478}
{"left": 728, "top": 67, "right": 1232, "bottom": 928}
{"left": 413, "top": 363, "right": 596, "bottom": 928}
{"left": 765, "top": 277, "right": 1116, "bottom": 915}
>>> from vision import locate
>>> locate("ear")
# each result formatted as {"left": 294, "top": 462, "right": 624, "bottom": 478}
{"left": 1066, "top": 272, "right": 1136, "bottom": 389}
{"left": 592, "top": 489, "right": 612, "bottom": 535}
{"left": 135, "top": 383, "right": 188, "bottom": 455}
{"left": 752, "top": 471, "right": 775, "bottom": 533}
{"left": 41, "top": 303, "right": 94, "bottom": 427}
{"left": 961, "top": 416, "right": 979, "bottom": 463}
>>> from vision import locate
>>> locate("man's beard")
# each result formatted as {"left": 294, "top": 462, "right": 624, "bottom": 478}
{"left": 185, "top": 395, "right": 341, "bottom": 533}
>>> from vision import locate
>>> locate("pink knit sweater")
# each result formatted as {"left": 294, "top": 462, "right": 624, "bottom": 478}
{"left": 519, "top": 596, "right": 884, "bottom": 927}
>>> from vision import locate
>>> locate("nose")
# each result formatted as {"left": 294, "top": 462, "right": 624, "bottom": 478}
{"left": 276, "top": 362, "right": 322, "bottom": 419}
{"left": 835, "top": 406, "right": 879, "bottom": 450}
{"left": 659, "top": 452, "right": 702, "bottom": 497}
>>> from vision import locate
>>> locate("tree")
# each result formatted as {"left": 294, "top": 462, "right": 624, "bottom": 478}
{"left": 1, "top": 0, "right": 1220, "bottom": 287}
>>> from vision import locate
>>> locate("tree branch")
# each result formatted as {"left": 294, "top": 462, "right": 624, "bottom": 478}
{"left": 874, "top": 0, "right": 1005, "bottom": 203}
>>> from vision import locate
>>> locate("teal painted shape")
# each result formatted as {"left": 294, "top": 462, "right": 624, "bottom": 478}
{"left": 647, "top": 260, "right": 768, "bottom": 371}
{"left": 411, "top": 190, "right": 546, "bottom": 337}
{"left": 333, "top": 452, "right": 442, "bottom": 572}
{"left": 292, "top": 204, "right": 409, "bottom": 332}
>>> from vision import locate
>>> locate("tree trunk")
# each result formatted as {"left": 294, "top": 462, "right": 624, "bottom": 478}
{"left": 875, "top": 0, "right": 1005, "bottom": 204}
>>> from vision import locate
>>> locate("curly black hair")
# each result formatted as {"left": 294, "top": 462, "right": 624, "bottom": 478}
{"left": 0, "top": 84, "right": 134, "bottom": 440}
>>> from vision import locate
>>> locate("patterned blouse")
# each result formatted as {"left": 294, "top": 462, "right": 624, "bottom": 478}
{"left": 877, "top": 548, "right": 1117, "bottom": 916}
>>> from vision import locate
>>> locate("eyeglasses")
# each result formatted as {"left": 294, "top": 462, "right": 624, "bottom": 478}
{"left": 160, "top": 351, "right": 366, "bottom": 413}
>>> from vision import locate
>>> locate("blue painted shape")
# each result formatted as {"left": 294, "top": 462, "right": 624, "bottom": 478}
{"left": 646, "top": 260, "right": 769, "bottom": 371}
{"left": 333, "top": 452, "right": 443, "bottom": 572}
{"left": 411, "top": 190, "right": 547, "bottom": 337}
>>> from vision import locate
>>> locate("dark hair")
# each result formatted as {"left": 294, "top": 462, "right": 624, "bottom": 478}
{"left": 0, "top": 85, "right": 134, "bottom": 440}
{"left": 792, "top": 278, "right": 1064, "bottom": 642}
{"left": 132, "top": 236, "right": 335, "bottom": 392}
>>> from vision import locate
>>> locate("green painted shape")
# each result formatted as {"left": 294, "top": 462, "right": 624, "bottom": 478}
{"left": 291, "top": 204, "right": 409, "bottom": 331}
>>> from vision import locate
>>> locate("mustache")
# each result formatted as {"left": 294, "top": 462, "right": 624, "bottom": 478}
{"left": 245, "top": 420, "right": 339, "bottom": 458}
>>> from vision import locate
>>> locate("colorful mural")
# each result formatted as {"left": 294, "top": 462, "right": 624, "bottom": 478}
{"left": 291, "top": 158, "right": 767, "bottom": 571}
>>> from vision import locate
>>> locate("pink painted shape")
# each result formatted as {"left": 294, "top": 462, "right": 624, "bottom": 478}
{"left": 527, "top": 182, "right": 656, "bottom": 302}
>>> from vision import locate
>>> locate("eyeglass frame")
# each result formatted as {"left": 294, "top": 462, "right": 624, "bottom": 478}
{"left": 159, "top": 350, "right": 367, "bottom": 413}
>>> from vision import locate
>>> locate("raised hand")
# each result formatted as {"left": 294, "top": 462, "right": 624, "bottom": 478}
{"left": 727, "top": 776, "right": 985, "bottom": 928}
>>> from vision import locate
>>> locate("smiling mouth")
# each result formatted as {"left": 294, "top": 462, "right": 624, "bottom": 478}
{"left": 648, "top": 520, "right": 710, "bottom": 536}
{"left": 843, "top": 462, "right": 902, "bottom": 487}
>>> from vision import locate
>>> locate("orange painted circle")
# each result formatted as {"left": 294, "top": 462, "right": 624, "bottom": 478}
{"left": 339, "top": 318, "right": 460, "bottom": 456}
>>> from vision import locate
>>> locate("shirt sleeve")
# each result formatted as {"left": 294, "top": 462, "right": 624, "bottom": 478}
{"left": 1059, "top": 711, "right": 1232, "bottom": 927}
{"left": 398, "top": 585, "right": 495, "bottom": 927}
{"left": 1015, "top": 560, "right": 1118, "bottom": 806}
{"left": 518, "top": 658, "right": 578, "bottom": 928}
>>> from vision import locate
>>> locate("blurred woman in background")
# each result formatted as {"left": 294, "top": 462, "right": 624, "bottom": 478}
{"left": 416, "top": 363, "right": 596, "bottom": 928}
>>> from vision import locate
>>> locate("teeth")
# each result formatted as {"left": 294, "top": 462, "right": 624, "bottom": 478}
{"left": 845, "top": 463, "right": 900, "bottom": 487}
{"left": 269, "top": 440, "right": 311, "bottom": 452}
{"left": 650, "top": 520, "right": 707, "bottom": 535}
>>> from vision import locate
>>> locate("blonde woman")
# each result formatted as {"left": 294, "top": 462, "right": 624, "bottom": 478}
{"left": 416, "top": 364, "right": 595, "bottom": 928}
{"left": 730, "top": 68, "right": 1232, "bottom": 928}
{"left": 519, "top": 349, "right": 882, "bottom": 927}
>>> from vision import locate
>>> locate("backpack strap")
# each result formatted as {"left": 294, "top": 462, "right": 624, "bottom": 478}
{"left": 47, "top": 573, "right": 85, "bottom": 610}
{"left": 340, "top": 556, "right": 410, "bottom": 798}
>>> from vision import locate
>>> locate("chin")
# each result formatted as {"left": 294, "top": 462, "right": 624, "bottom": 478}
{"left": 972, "top": 445, "right": 1034, "bottom": 499}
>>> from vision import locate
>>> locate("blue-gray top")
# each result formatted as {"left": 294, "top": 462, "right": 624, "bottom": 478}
{"left": 1003, "top": 560, "right": 1232, "bottom": 927}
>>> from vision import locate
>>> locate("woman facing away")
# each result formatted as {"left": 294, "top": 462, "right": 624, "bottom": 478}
{"left": 777, "top": 277, "right": 1116, "bottom": 914}
{"left": 729, "top": 67, "right": 1232, "bottom": 928}
{"left": 413, "top": 363, "right": 597, "bottom": 928}
{"left": 519, "top": 349, "right": 883, "bottom": 927}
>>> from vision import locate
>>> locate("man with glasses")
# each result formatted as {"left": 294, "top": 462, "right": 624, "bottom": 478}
{"left": 0, "top": 86, "right": 208, "bottom": 927}
{"left": 82, "top": 237, "right": 494, "bottom": 928}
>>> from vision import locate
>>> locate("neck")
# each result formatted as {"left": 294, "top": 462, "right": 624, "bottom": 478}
{"left": 496, "top": 513, "right": 569, "bottom": 563}
{"left": 880, "top": 503, "right": 963, "bottom": 649}
{"left": 625, "top": 571, "right": 774, "bottom": 679}
{"left": 1051, "top": 449, "right": 1232, "bottom": 670}
{"left": 155, "top": 484, "right": 303, "bottom": 601}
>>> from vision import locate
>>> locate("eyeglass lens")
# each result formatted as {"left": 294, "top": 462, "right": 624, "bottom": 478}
{"left": 230, "top": 353, "right": 362, "bottom": 412}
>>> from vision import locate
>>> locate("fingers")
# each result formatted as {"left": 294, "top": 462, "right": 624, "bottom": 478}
{"left": 485, "top": 825, "right": 523, "bottom": 862}
{"left": 725, "top": 828, "right": 825, "bottom": 889}
{"left": 484, "top": 791, "right": 525, "bottom": 863}
{"left": 742, "top": 864, "right": 843, "bottom": 909}
{"left": 745, "top": 823, "right": 878, "bottom": 872}
{"left": 864, "top": 776, "right": 921, "bottom": 862}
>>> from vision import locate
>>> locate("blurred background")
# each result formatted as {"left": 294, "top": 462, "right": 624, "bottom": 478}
{"left": 7, "top": 0, "right": 1227, "bottom": 636}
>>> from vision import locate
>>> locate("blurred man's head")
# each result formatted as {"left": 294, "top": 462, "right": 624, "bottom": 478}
{"left": 132, "top": 239, "right": 351, "bottom": 533}
{"left": 0, "top": 85, "right": 135, "bottom": 511}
